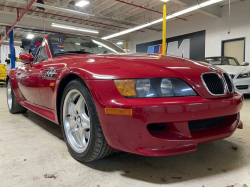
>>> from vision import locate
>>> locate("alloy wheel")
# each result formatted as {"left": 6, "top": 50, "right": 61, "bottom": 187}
{"left": 7, "top": 81, "right": 12, "bottom": 110}
{"left": 63, "top": 89, "right": 91, "bottom": 153}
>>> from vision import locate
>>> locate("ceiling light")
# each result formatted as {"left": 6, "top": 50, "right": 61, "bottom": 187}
{"left": 51, "top": 23, "right": 99, "bottom": 34}
{"left": 75, "top": 0, "right": 90, "bottom": 7}
{"left": 32, "top": 3, "right": 94, "bottom": 17}
{"left": 160, "top": 0, "right": 170, "bottom": 2}
{"left": 75, "top": 43, "right": 81, "bottom": 45}
{"left": 4, "top": 40, "right": 22, "bottom": 44}
{"left": 26, "top": 34, "right": 34, "bottom": 39}
{"left": 102, "top": 0, "right": 223, "bottom": 40}
{"left": 117, "top": 42, "right": 123, "bottom": 45}
{"left": 92, "top": 39, "right": 118, "bottom": 53}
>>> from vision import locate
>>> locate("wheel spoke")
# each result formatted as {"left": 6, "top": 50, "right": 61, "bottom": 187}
{"left": 81, "top": 122, "right": 90, "bottom": 130}
{"left": 85, "top": 131, "right": 90, "bottom": 140}
{"left": 74, "top": 96, "right": 84, "bottom": 114}
{"left": 81, "top": 113, "right": 90, "bottom": 123}
{"left": 73, "top": 128, "right": 83, "bottom": 146}
{"left": 69, "top": 102, "right": 77, "bottom": 116}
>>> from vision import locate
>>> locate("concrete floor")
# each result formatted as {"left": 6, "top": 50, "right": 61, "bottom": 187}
{"left": 0, "top": 87, "right": 249, "bottom": 187}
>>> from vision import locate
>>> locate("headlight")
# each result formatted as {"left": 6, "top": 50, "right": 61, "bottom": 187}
{"left": 237, "top": 73, "right": 250, "bottom": 79}
{"left": 114, "top": 78, "right": 197, "bottom": 98}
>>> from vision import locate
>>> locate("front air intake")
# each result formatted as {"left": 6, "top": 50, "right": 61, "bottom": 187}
{"left": 188, "top": 116, "right": 226, "bottom": 131}
{"left": 202, "top": 73, "right": 226, "bottom": 95}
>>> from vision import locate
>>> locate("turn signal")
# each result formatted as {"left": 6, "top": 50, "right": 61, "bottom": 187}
{"left": 114, "top": 79, "right": 136, "bottom": 97}
{"left": 105, "top": 108, "right": 132, "bottom": 116}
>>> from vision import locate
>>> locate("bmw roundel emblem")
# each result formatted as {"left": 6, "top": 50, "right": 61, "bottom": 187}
{"left": 209, "top": 67, "right": 219, "bottom": 72}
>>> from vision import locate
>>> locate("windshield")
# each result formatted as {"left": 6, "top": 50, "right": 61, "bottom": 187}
{"left": 200, "top": 57, "right": 240, "bottom": 66}
{"left": 48, "top": 34, "right": 125, "bottom": 57}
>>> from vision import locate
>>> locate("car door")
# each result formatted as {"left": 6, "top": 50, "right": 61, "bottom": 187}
{"left": 38, "top": 46, "right": 59, "bottom": 110}
{"left": 16, "top": 47, "right": 44, "bottom": 106}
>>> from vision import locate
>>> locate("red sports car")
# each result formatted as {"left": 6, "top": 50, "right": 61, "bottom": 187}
{"left": 7, "top": 34, "right": 243, "bottom": 162}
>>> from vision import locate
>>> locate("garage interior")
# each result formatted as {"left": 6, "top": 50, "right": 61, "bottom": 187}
{"left": 0, "top": 0, "right": 250, "bottom": 186}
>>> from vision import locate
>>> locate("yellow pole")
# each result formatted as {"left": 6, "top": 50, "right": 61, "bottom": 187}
{"left": 126, "top": 40, "right": 129, "bottom": 52}
{"left": 162, "top": 2, "right": 167, "bottom": 55}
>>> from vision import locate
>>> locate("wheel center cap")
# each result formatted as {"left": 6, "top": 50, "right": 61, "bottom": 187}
{"left": 77, "top": 116, "right": 81, "bottom": 123}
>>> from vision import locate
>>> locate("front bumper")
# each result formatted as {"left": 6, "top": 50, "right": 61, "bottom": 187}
{"left": 233, "top": 77, "right": 250, "bottom": 94}
{"left": 87, "top": 80, "right": 244, "bottom": 156}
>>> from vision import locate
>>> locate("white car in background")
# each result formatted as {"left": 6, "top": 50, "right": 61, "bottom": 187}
{"left": 200, "top": 57, "right": 250, "bottom": 94}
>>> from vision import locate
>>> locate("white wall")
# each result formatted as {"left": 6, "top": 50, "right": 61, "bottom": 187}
{"left": 129, "top": 1, "right": 250, "bottom": 63}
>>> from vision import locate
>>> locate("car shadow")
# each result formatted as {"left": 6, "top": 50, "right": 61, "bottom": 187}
{"left": 84, "top": 139, "right": 244, "bottom": 184}
{"left": 22, "top": 110, "right": 245, "bottom": 185}
{"left": 21, "top": 110, "right": 64, "bottom": 141}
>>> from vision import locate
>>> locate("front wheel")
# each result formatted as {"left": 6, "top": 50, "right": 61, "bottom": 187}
{"left": 60, "top": 79, "right": 113, "bottom": 162}
{"left": 7, "top": 80, "right": 27, "bottom": 114}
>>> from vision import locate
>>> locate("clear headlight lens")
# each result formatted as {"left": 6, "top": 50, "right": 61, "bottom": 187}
{"left": 136, "top": 79, "right": 152, "bottom": 97}
{"left": 114, "top": 78, "right": 197, "bottom": 98}
{"left": 161, "top": 78, "right": 173, "bottom": 96}
{"left": 237, "top": 73, "right": 250, "bottom": 79}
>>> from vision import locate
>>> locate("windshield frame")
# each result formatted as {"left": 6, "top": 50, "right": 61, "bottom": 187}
{"left": 200, "top": 57, "right": 240, "bottom": 66}
{"left": 47, "top": 34, "right": 125, "bottom": 58}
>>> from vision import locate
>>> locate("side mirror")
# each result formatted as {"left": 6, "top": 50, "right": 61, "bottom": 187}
{"left": 242, "top": 62, "right": 249, "bottom": 66}
{"left": 19, "top": 53, "right": 34, "bottom": 64}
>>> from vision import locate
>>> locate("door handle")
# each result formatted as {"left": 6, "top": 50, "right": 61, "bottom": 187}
{"left": 18, "top": 71, "right": 21, "bottom": 75}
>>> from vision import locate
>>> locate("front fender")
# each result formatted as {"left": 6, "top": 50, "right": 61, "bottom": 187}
{"left": 8, "top": 69, "right": 25, "bottom": 100}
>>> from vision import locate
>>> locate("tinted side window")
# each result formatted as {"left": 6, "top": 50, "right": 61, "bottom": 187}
{"left": 37, "top": 46, "right": 48, "bottom": 62}
{"left": 34, "top": 42, "right": 48, "bottom": 63}
{"left": 34, "top": 48, "right": 41, "bottom": 63}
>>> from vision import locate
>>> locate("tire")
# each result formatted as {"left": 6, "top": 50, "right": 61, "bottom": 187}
{"left": 60, "top": 79, "right": 113, "bottom": 162}
{"left": 7, "top": 80, "right": 27, "bottom": 114}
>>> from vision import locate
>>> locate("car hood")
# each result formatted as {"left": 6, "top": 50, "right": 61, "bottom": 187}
{"left": 69, "top": 53, "right": 218, "bottom": 80}
{"left": 215, "top": 65, "right": 248, "bottom": 75}
{"left": 64, "top": 53, "right": 233, "bottom": 99}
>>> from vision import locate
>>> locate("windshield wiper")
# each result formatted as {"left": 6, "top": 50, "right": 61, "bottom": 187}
{"left": 54, "top": 51, "right": 92, "bottom": 57}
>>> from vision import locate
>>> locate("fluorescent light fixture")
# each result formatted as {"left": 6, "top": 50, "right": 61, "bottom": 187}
{"left": 27, "top": 34, "right": 34, "bottom": 39}
{"left": 4, "top": 40, "right": 22, "bottom": 44}
{"left": 116, "top": 42, "right": 123, "bottom": 45}
{"left": 75, "top": 43, "right": 81, "bottom": 45}
{"left": 160, "top": 0, "right": 169, "bottom": 2}
{"left": 75, "top": 0, "right": 90, "bottom": 7}
{"left": 52, "top": 23, "right": 99, "bottom": 34}
{"left": 32, "top": 3, "right": 94, "bottom": 17}
{"left": 92, "top": 39, "right": 118, "bottom": 54}
{"left": 102, "top": 0, "right": 223, "bottom": 40}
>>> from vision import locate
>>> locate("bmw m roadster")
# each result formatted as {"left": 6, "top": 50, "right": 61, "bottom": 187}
{"left": 7, "top": 34, "right": 243, "bottom": 162}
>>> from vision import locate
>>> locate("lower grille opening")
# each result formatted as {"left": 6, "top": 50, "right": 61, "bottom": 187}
{"left": 147, "top": 123, "right": 165, "bottom": 132}
{"left": 236, "top": 85, "right": 248, "bottom": 90}
{"left": 188, "top": 116, "right": 226, "bottom": 131}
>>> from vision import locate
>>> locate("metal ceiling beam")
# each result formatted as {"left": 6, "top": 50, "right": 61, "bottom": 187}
{"left": 0, "top": 4, "right": 129, "bottom": 30}
{"left": 0, "top": 0, "right": 36, "bottom": 44}
{"left": 115, "top": 0, "right": 187, "bottom": 21}
{"left": 170, "top": 0, "right": 221, "bottom": 18}
{"left": 32, "top": 3, "right": 95, "bottom": 17}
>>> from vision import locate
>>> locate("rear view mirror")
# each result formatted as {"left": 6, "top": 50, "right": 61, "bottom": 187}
{"left": 242, "top": 62, "right": 249, "bottom": 66}
{"left": 19, "top": 53, "right": 34, "bottom": 64}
